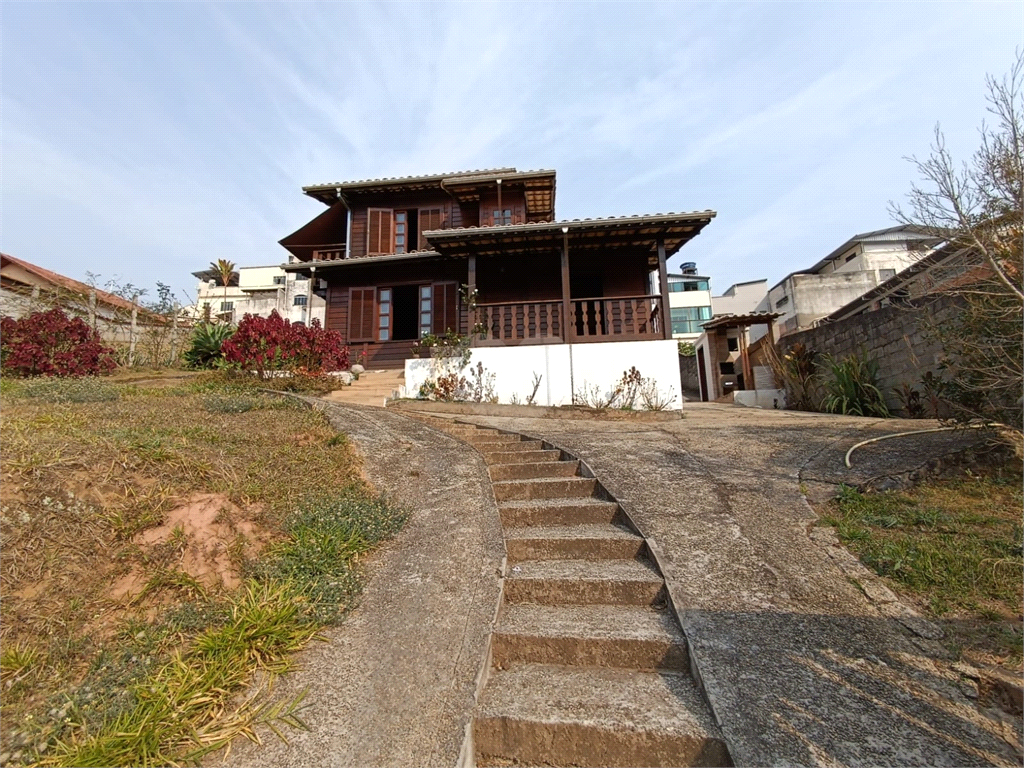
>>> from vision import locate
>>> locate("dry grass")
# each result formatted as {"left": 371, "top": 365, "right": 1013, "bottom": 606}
{"left": 822, "top": 465, "right": 1023, "bottom": 668}
{"left": 0, "top": 374, "right": 403, "bottom": 766}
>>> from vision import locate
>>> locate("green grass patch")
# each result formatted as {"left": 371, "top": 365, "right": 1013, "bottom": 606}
{"left": 822, "top": 471, "right": 1023, "bottom": 665}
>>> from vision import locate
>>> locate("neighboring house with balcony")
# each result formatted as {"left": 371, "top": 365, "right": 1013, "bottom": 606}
{"left": 191, "top": 263, "right": 326, "bottom": 325}
{"left": 278, "top": 167, "right": 716, "bottom": 407}
{"left": 667, "top": 263, "right": 712, "bottom": 342}
{"left": 756, "top": 225, "right": 940, "bottom": 337}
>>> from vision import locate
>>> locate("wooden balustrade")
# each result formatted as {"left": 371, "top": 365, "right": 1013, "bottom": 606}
{"left": 475, "top": 301, "right": 563, "bottom": 346}
{"left": 570, "top": 295, "right": 663, "bottom": 342}
{"left": 312, "top": 248, "right": 346, "bottom": 261}
{"left": 473, "top": 295, "right": 664, "bottom": 346}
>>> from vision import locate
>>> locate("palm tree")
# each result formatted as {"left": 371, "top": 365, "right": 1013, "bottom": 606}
{"left": 209, "top": 259, "right": 236, "bottom": 323}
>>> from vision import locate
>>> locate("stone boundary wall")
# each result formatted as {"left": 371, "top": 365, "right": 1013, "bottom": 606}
{"left": 778, "top": 295, "right": 962, "bottom": 414}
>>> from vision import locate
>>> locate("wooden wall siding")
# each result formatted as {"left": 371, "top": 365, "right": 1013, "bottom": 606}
{"left": 567, "top": 250, "right": 650, "bottom": 298}
{"left": 476, "top": 252, "right": 561, "bottom": 304}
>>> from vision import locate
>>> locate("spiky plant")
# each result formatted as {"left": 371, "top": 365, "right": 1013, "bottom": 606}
{"left": 183, "top": 323, "right": 234, "bottom": 369}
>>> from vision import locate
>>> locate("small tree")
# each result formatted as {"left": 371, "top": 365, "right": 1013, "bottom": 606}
{"left": 890, "top": 52, "right": 1023, "bottom": 448}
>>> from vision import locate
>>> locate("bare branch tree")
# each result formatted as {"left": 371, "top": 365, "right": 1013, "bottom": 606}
{"left": 891, "top": 52, "right": 1023, "bottom": 447}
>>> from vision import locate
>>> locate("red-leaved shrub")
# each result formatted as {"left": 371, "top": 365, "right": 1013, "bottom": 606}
{"left": 220, "top": 311, "right": 349, "bottom": 378}
{"left": 0, "top": 309, "right": 117, "bottom": 377}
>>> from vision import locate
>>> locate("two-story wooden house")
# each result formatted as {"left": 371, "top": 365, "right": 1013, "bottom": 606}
{"left": 279, "top": 167, "right": 715, "bottom": 405}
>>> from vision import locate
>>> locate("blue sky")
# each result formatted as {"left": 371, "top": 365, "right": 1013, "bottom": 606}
{"left": 2, "top": 1, "right": 1021, "bottom": 305}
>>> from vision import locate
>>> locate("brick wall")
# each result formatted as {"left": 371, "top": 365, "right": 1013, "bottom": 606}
{"left": 778, "top": 295, "right": 962, "bottom": 414}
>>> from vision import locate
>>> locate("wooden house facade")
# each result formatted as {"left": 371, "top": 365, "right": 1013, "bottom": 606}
{"left": 279, "top": 168, "right": 715, "bottom": 369}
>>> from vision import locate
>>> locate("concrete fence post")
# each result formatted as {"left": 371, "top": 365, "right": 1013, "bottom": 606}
{"left": 88, "top": 290, "right": 98, "bottom": 332}
{"left": 129, "top": 302, "right": 139, "bottom": 367}
{"left": 169, "top": 302, "right": 180, "bottom": 367}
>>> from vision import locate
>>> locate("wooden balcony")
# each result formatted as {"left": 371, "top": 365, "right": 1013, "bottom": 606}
{"left": 474, "top": 295, "right": 664, "bottom": 346}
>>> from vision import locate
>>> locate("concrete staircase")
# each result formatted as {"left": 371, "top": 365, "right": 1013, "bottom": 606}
{"left": 322, "top": 369, "right": 405, "bottom": 408}
{"left": 412, "top": 415, "right": 732, "bottom": 768}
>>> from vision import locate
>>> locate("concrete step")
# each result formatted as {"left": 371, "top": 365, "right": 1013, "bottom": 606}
{"left": 498, "top": 498, "right": 624, "bottom": 528}
{"left": 466, "top": 433, "right": 522, "bottom": 445}
{"left": 505, "top": 558, "right": 664, "bottom": 606}
{"left": 483, "top": 449, "right": 563, "bottom": 466}
{"left": 493, "top": 604, "right": 689, "bottom": 672}
{"left": 488, "top": 460, "right": 580, "bottom": 482}
{"left": 492, "top": 476, "right": 598, "bottom": 502}
{"left": 474, "top": 664, "right": 731, "bottom": 767}
{"left": 475, "top": 439, "right": 545, "bottom": 453}
{"left": 504, "top": 523, "right": 644, "bottom": 562}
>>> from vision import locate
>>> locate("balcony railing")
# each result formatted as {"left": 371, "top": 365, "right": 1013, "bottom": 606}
{"left": 476, "top": 300, "right": 563, "bottom": 347}
{"left": 474, "top": 295, "right": 664, "bottom": 346}
{"left": 311, "top": 247, "right": 346, "bottom": 261}
{"left": 570, "top": 295, "right": 664, "bottom": 342}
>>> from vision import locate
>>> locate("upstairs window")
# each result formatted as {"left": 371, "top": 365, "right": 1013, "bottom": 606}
{"left": 220, "top": 301, "right": 233, "bottom": 312}
{"left": 492, "top": 209, "right": 512, "bottom": 226}
{"left": 273, "top": 275, "right": 286, "bottom": 285}
{"left": 394, "top": 211, "right": 407, "bottom": 254}
{"left": 293, "top": 295, "right": 307, "bottom": 306}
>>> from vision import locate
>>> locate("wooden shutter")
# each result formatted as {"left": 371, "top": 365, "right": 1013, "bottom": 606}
{"left": 432, "top": 282, "right": 459, "bottom": 335}
{"left": 418, "top": 207, "right": 444, "bottom": 250}
{"left": 348, "top": 287, "right": 375, "bottom": 342}
{"left": 367, "top": 208, "right": 393, "bottom": 255}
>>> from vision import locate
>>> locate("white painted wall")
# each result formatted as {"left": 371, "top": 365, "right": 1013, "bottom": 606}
{"left": 712, "top": 280, "right": 767, "bottom": 316}
{"left": 405, "top": 339, "right": 683, "bottom": 409}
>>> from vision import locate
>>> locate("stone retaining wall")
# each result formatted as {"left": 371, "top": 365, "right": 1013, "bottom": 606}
{"left": 779, "top": 295, "right": 961, "bottom": 414}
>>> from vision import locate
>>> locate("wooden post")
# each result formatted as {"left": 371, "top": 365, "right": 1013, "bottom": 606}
{"left": 128, "top": 301, "right": 138, "bottom": 367}
{"left": 88, "top": 290, "right": 97, "bottom": 332}
{"left": 467, "top": 255, "right": 477, "bottom": 344}
{"left": 656, "top": 238, "right": 671, "bottom": 340}
{"left": 561, "top": 229, "right": 572, "bottom": 343}
{"left": 169, "top": 302, "right": 179, "bottom": 366}
{"left": 739, "top": 327, "right": 754, "bottom": 390}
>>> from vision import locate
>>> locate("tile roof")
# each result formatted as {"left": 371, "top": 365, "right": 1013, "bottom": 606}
{"left": 302, "top": 167, "right": 519, "bottom": 191}
{"left": 1, "top": 252, "right": 160, "bottom": 317}
{"left": 423, "top": 210, "right": 716, "bottom": 236}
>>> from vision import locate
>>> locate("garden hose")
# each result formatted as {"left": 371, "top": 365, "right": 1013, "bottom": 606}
{"left": 844, "top": 424, "right": 990, "bottom": 468}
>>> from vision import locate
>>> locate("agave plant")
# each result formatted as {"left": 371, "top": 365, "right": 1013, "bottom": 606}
{"left": 183, "top": 323, "right": 234, "bottom": 369}
{"left": 821, "top": 350, "right": 891, "bottom": 418}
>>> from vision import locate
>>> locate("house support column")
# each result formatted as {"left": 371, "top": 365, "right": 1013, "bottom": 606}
{"left": 657, "top": 238, "right": 671, "bottom": 340}
{"left": 467, "top": 255, "right": 477, "bottom": 345}
{"left": 560, "top": 228, "right": 572, "bottom": 342}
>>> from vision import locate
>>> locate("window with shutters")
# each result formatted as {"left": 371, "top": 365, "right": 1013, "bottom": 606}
{"left": 366, "top": 208, "right": 394, "bottom": 255}
{"left": 348, "top": 287, "right": 376, "bottom": 342}
{"left": 418, "top": 208, "right": 443, "bottom": 250}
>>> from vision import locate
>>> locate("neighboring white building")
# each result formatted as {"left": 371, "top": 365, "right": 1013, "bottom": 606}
{"left": 756, "top": 225, "right": 939, "bottom": 337}
{"left": 666, "top": 262, "right": 712, "bottom": 342}
{"left": 191, "top": 263, "right": 326, "bottom": 326}
{"left": 711, "top": 279, "right": 768, "bottom": 317}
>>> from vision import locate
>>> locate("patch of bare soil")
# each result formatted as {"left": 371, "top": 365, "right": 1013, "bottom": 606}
{"left": 110, "top": 494, "right": 269, "bottom": 600}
